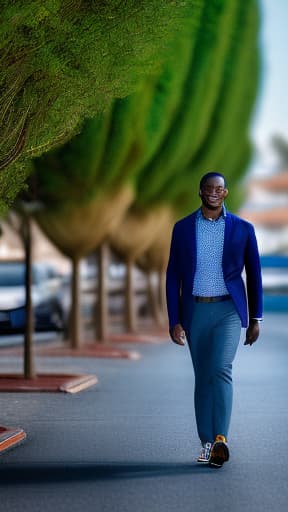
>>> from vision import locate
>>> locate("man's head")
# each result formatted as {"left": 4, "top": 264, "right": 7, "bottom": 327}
{"left": 199, "top": 172, "right": 228, "bottom": 211}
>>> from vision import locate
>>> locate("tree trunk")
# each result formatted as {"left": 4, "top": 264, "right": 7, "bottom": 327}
{"left": 97, "top": 242, "right": 109, "bottom": 342}
{"left": 125, "top": 257, "right": 136, "bottom": 332}
{"left": 70, "top": 256, "right": 82, "bottom": 349}
{"left": 23, "top": 214, "right": 36, "bottom": 379}
{"left": 158, "top": 268, "right": 167, "bottom": 320}
{"left": 147, "top": 270, "right": 160, "bottom": 326}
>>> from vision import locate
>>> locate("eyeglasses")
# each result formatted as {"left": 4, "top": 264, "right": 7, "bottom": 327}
{"left": 202, "top": 185, "right": 225, "bottom": 195}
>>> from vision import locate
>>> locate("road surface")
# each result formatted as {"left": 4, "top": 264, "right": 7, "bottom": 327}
{"left": 0, "top": 313, "right": 287, "bottom": 512}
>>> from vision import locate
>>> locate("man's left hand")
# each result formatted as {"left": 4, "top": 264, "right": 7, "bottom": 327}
{"left": 244, "top": 319, "right": 260, "bottom": 346}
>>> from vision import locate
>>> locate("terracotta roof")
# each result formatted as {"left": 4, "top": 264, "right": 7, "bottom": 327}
{"left": 241, "top": 207, "right": 288, "bottom": 227}
{"left": 250, "top": 172, "right": 288, "bottom": 192}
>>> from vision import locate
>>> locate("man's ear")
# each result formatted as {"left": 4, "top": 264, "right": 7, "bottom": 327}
{"left": 224, "top": 188, "right": 228, "bottom": 198}
{"left": 199, "top": 189, "right": 202, "bottom": 196}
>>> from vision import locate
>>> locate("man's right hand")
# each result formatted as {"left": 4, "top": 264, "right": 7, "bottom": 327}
{"left": 170, "top": 323, "right": 187, "bottom": 346}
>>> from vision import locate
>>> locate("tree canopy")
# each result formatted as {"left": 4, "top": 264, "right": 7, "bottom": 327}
{"left": 0, "top": 0, "right": 191, "bottom": 215}
{"left": 23, "top": 0, "right": 260, "bottom": 275}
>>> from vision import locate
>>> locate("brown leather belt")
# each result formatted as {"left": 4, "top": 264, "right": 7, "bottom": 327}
{"left": 193, "top": 295, "right": 231, "bottom": 303}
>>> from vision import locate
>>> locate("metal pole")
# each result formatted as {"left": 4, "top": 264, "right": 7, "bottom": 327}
{"left": 97, "top": 243, "right": 109, "bottom": 342}
{"left": 125, "top": 257, "right": 136, "bottom": 332}
{"left": 23, "top": 214, "right": 36, "bottom": 379}
{"left": 70, "top": 256, "right": 81, "bottom": 349}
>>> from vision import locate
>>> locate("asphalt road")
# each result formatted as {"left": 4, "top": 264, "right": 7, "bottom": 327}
{"left": 0, "top": 312, "right": 287, "bottom": 512}
{"left": 0, "top": 331, "right": 60, "bottom": 348}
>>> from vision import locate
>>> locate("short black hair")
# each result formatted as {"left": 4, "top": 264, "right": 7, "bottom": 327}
{"left": 199, "top": 172, "right": 227, "bottom": 189}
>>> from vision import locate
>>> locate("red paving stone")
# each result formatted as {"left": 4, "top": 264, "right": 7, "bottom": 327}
{"left": 0, "top": 426, "right": 27, "bottom": 454}
{"left": 36, "top": 344, "right": 141, "bottom": 360}
{"left": 0, "top": 343, "right": 140, "bottom": 360}
{"left": 0, "top": 373, "right": 98, "bottom": 393}
{"left": 108, "top": 332, "right": 169, "bottom": 344}
{"left": 0, "top": 329, "right": 169, "bottom": 359}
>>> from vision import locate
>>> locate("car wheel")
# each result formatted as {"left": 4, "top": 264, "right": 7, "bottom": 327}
{"left": 51, "top": 306, "right": 65, "bottom": 331}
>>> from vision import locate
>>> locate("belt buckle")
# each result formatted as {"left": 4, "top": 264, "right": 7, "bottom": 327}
{"left": 194, "top": 296, "right": 223, "bottom": 303}
{"left": 195, "top": 296, "right": 213, "bottom": 303}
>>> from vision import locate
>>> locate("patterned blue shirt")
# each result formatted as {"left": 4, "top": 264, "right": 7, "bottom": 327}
{"left": 192, "top": 207, "right": 229, "bottom": 296}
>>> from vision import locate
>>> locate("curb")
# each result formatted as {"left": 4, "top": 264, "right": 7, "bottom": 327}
{"left": 59, "top": 374, "right": 98, "bottom": 393}
{"left": 0, "top": 426, "right": 27, "bottom": 455}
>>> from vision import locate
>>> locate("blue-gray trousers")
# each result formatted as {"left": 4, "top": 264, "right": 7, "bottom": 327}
{"left": 182, "top": 298, "right": 242, "bottom": 443}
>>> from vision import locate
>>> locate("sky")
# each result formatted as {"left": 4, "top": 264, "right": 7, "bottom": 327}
{"left": 250, "top": 0, "right": 288, "bottom": 175}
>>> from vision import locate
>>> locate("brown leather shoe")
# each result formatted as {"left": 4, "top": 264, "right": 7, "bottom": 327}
{"left": 209, "top": 435, "right": 229, "bottom": 468}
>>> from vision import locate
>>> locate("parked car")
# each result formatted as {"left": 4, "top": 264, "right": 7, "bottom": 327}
{"left": 0, "top": 260, "right": 68, "bottom": 333}
{"left": 261, "top": 255, "right": 288, "bottom": 312}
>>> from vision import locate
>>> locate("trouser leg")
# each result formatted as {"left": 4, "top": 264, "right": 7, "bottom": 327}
{"left": 184, "top": 299, "right": 241, "bottom": 443}
{"left": 211, "top": 305, "right": 241, "bottom": 438}
{"left": 184, "top": 300, "right": 215, "bottom": 443}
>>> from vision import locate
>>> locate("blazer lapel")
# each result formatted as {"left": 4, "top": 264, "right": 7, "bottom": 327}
{"left": 223, "top": 211, "right": 233, "bottom": 270}
{"left": 187, "top": 211, "right": 197, "bottom": 277}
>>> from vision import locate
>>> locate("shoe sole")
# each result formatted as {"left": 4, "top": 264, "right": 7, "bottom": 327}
{"left": 209, "top": 441, "right": 229, "bottom": 468}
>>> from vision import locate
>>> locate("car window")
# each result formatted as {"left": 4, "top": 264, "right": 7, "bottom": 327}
{"left": 32, "top": 266, "right": 44, "bottom": 284}
{"left": 0, "top": 262, "right": 63, "bottom": 287}
{"left": 0, "top": 263, "right": 25, "bottom": 286}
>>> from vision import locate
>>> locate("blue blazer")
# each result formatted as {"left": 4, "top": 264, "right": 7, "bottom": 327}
{"left": 166, "top": 210, "right": 263, "bottom": 329}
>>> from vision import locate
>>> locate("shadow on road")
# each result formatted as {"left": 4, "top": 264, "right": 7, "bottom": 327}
{"left": 0, "top": 461, "right": 214, "bottom": 484}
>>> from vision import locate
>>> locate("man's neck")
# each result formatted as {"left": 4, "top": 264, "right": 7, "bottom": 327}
{"left": 201, "top": 205, "right": 223, "bottom": 221}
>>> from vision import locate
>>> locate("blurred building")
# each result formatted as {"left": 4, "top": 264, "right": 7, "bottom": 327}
{"left": 240, "top": 171, "right": 288, "bottom": 255}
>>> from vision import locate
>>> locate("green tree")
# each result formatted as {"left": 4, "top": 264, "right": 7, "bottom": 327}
{"left": 28, "top": 0, "right": 261, "bottom": 336}
{"left": 109, "top": 0, "right": 260, "bottom": 327}
{"left": 158, "top": 0, "right": 260, "bottom": 214}
{"left": 0, "top": 0, "right": 191, "bottom": 214}
{"left": 28, "top": 5, "right": 202, "bottom": 337}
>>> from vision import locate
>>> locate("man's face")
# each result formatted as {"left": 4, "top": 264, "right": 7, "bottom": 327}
{"left": 200, "top": 176, "right": 228, "bottom": 210}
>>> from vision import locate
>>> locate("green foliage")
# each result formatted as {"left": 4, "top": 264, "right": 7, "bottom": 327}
{"left": 0, "top": 0, "right": 191, "bottom": 212}
{"left": 30, "top": 2, "right": 203, "bottom": 206}
{"left": 31, "top": 114, "right": 113, "bottom": 204}
{"left": 135, "top": 0, "right": 240, "bottom": 203}
{"left": 96, "top": 4, "right": 204, "bottom": 190}
{"left": 28, "top": 0, "right": 260, "bottom": 260}
{"left": 136, "top": 0, "right": 260, "bottom": 213}
{"left": 0, "top": 160, "right": 31, "bottom": 217}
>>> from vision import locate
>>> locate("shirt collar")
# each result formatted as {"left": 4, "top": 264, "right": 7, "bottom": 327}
{"left": 197, "top": 204, "right": 227, "bottom": 220}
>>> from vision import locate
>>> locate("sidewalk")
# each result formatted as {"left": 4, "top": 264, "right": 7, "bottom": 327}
{"left": 0, "top": 326, "right": 169, "bottom": 458}
{"left": 0, "top": 328, "right": 169, "bottom": 409}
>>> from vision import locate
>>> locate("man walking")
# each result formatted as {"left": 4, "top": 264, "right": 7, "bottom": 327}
{"left": 166, "top": 172, "right": 263, "bottom": 468}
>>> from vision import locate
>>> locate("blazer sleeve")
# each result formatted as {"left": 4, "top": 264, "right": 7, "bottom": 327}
{"left": 244, "top": 223, "right": 263, "bottom": 321}
{"left": 166, "top": 224, "right": 182, "bottom": 329}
